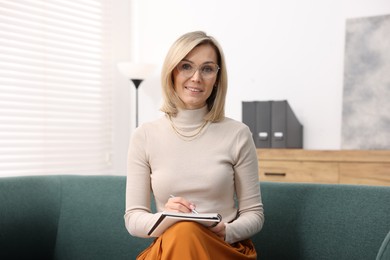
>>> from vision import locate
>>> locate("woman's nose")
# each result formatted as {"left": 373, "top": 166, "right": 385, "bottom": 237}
{"left": 190, "top": 69, "right": 202, "bottom": 82}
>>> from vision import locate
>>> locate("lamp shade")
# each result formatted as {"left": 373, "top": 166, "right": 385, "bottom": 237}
{"left": 117, "top": 62, "right": 156, "bottom": 80}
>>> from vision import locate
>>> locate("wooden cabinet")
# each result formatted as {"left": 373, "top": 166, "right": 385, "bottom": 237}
{"left": 257, "top": 149, "right": 390, "bottom": 186}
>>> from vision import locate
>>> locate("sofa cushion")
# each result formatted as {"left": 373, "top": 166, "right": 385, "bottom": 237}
{"left": 377, "top": 230, "right": 390, "bottom": 260}
{"left": 255, "top": 182, "right": 390, "bottom": 260}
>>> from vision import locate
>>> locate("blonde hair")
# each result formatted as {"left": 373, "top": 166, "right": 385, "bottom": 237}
{"left": 160, "top": 31, "right": 228, "bottom": 122}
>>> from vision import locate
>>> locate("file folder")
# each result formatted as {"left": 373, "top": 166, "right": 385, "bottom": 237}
{"left": 242, "top": 100, "right": 303, "bottom": 148}
{"left": 242, "top": 101, "right": 271, "bottom": 148}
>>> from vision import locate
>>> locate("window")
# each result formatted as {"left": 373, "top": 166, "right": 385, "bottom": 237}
{"left": 0, "top": 0, "right": 113, "bottom": 176}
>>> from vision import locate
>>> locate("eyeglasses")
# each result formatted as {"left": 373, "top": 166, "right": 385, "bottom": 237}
{"left": 176, "top": 61, "right": 220, "bottom": 79}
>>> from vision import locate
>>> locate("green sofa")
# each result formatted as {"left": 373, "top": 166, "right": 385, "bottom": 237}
{"left": 0, "top": 175, "right": 389, "bottom": 260}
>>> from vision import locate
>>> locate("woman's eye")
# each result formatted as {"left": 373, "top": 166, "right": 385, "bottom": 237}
{"left": 202, "top": 66, "right": 213, "bottom": 73}
{"left": 181, "top": 63, "right": 193, "bottom": 70}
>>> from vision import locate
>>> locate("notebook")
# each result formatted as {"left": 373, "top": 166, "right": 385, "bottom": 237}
{"left": 148, "top": 212, "right": 222, "bottom": 236}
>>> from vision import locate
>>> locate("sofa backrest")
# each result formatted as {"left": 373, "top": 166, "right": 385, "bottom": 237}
{"left": 53, "top": 175, "right": 153, "bottom": 260}
{"left": 255, "top": 182, "right": 390, "bottom": 260}
{"left": 0, "top": 175, "right": 152, "bottom": 260}
{"left": 1, "top": 176, "right": 389, "bottom": 260}
{"left": 0, "top": 176, "right": 62, "bottom": 259}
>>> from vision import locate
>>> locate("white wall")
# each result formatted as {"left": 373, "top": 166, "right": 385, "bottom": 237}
{"left": 112, "top": 0, "right": 390, "bottom": 173}
{"left": 111, "top": 0, "right": 132, "bottom": 174}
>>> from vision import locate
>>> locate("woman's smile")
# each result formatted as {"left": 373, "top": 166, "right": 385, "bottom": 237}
{"left": 185, "top": 86, "right": 203, "bottom": 93}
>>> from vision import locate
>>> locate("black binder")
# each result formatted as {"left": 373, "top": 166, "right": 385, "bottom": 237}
{"left": 242, "top": 100, "right": 303, "bottom": 148}
{"left": 242, "top": 101, "right": 271, "bottom": 148}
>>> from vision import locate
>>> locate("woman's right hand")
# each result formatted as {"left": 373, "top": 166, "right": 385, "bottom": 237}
{"left": 164, "top": 196, "right": 196, "bottom": 213}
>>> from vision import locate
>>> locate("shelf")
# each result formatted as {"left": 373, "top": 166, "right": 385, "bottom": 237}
{"left": 257, "top": 149, "right": 390, "bottom": 186}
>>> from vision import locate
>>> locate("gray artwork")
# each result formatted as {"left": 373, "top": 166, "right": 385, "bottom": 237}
{"left": 342, "top": 14, "right": 390, "bottom": 150}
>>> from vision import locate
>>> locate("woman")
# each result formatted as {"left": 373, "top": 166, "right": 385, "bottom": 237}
{"left": 124, "top": 31, "right": 264, "bottom": 259}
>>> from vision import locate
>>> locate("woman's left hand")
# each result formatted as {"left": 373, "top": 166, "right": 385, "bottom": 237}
{"left": 209, "top": 222, "right": 226, "bottom": 240}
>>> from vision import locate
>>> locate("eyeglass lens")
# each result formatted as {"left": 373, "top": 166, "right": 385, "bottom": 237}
{"left": 177, "top": 61, "right": 219, "bottom": 79}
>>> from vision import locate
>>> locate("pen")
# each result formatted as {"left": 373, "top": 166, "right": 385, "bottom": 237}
{"left": 169, "top": 194, "right": 199, "bottom": 214}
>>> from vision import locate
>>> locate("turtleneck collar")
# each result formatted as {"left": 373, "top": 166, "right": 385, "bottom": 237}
{"left": 169, "top": 106, "right": 208, "bottom": 129}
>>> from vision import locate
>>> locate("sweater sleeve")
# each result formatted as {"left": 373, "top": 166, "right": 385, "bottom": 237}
{"left": 124, "top": 126, "right": 161, "bottom": 238}
{"left": 224, "top": 125, "right": 264, "bottom": 244}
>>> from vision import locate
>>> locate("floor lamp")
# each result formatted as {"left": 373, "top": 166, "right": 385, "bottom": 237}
{"left": 117, "top": 62, "right": 156, "bottom": 128}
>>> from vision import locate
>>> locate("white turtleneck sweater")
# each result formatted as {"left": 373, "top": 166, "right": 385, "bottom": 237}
{"left": 124, "top": 106, "right": 264, "bottom": 244}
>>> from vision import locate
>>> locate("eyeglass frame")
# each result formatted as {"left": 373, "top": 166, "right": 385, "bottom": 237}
{"left": 175, "top": 60, "right": 220, "bottom": 79}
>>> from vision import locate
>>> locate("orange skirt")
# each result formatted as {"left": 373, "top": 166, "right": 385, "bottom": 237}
{"left": 137, "top": 221, "right": 257, "bottom": 260}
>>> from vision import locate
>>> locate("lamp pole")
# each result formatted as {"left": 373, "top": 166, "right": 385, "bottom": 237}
{"left": 131, "top": 79, "right": 143, "bottom": 128}
{"left": 117, "top": 62, "right": 155, "bottom": 128}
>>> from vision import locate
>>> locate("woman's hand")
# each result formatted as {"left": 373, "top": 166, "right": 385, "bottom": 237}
{"left": 164, "top": 196, "right": 196, "bottom": 213}
{"left": 209, "top": 222, "right": 226, "bottom": 240}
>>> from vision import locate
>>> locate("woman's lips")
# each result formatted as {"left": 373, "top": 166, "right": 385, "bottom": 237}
{"left": 185, "top": 86, "right": 202, "bottom": 92}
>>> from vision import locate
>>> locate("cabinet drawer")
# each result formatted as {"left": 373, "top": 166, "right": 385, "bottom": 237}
{"left": 339, "top": 163, "right": 390, "bottom": 186}
{"left": 259, "top": 161, "right": 339, "bottom": 184}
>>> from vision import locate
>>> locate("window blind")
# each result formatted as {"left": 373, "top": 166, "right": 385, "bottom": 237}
{"left": 0, "top": 0, "right": 113, "bottom": 176}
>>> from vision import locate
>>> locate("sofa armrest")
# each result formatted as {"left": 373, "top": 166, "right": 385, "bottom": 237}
{"left": 376, "top": 230, "right": 390, "bottom": 260}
